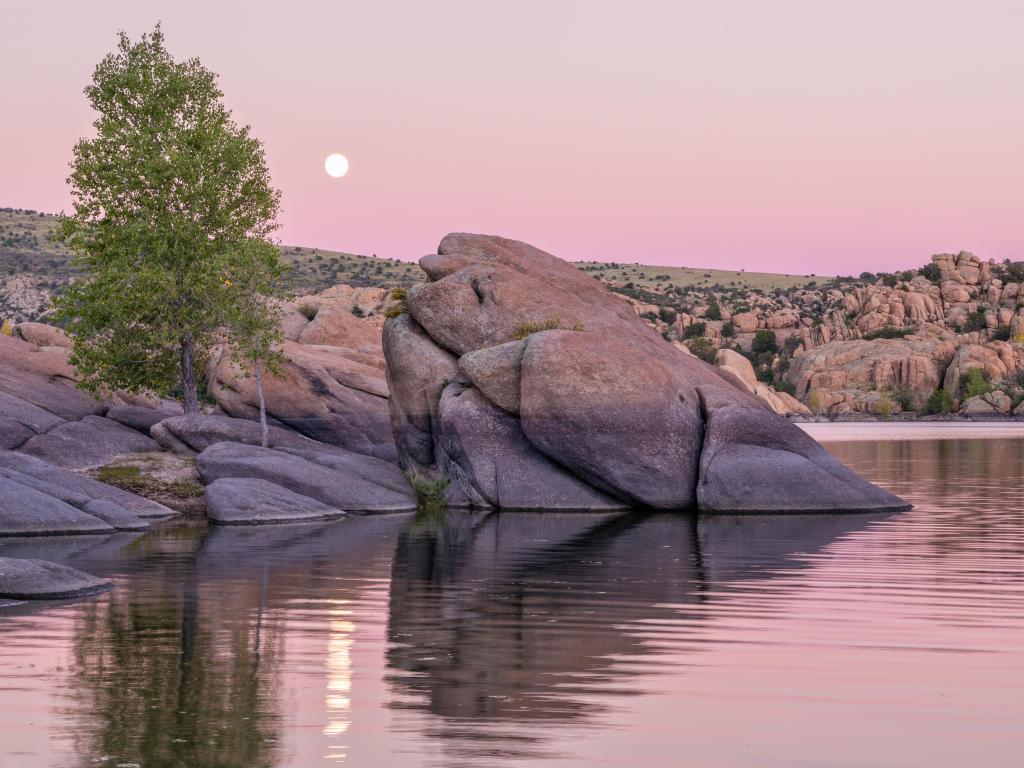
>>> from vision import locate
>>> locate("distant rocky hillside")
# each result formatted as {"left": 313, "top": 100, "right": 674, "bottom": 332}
{"left": 0, "top": 207, "right": 423, "bottom": 323}
{"left": 617, "top": 251, "right": 1024, "bottom": 418}
{"left": 4, "top": 206, "right": 1023, "bottom": 418}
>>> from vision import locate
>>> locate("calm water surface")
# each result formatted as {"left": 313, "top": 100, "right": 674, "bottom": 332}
{"left": 1, "top": 430, "right": 1023, "bottom": 767}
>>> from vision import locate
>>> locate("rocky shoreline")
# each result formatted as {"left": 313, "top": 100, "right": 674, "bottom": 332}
{"left": 0, "top": 234, "right": 913, "bottom": 600}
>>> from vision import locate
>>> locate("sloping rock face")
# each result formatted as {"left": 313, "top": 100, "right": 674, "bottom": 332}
{"left": 0, "top": 558, "right": 110, "bottom": 600}
{"left": 204, "top": 477, "right": 346, "bottom": 525}
{"left": 196, "top": 442, "right": 416, "bottom": 514}
{"left": 0, "top": 452, "right": 175, "bottom": 520}
{"left": 205, "top": 285, "right": 402, "bottom": 460}
{"left": 151, "top": 414, "right": 321, "bottom": 456}
{"left": 208, "top": 337, "right": 395, "bottom": 461}
{"left": 385, "top": 233, "right": 907, "bottom": 513}
{"left": 696, "top": 387, "right": 907, "bottom": 512}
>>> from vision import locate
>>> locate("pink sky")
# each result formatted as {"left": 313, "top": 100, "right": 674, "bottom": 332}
{"left": 2, "top": 1, "right": 1022, "bottom": 273}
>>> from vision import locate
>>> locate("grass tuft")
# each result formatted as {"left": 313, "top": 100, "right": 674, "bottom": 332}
{"left": 405, "top": 470, "right": 449, "bottom": 515}
{"left": 297, "top": 302, "right": 319, "bottom": 320}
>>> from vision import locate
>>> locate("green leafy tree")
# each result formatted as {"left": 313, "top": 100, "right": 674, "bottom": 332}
{"left": 53, "top": 26, "right": 282, "bottom": 414}
{"left": 751, "top": 329, "right": 778, "bottom": 356}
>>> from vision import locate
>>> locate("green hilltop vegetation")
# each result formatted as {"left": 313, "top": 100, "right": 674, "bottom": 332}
{"left": 575, "top": 261, "right": 829, "bottom": 291}
{"left": 2, "top": 206, "right": 838, "bottom": 323}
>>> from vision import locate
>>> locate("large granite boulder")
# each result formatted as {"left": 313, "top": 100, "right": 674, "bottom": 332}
{"left": 196, "top": 442, "right": 416, "bottom": 514}
{"left": 436, "top": 382, "right": 624, "bottom": 510}
{"left": 204, "top": 477, "right": 346, "bottom": 525}
{"left": 385, "top": 233, "right": 909, "bottom": 514}
{"left": 382, "top": 313, "right": 459, "bottom": 469}
{"left": 519, "top": 331, "right": 705, "bottom": 508}
{"left": 0, "top": 557, "right": 110, "bottom": 600}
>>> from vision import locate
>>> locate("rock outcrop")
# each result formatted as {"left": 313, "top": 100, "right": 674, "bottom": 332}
{"left": 206, "top": 294, "right": 397, "bottom": 460}
{"left": 0, "top": 452, "right": 172, "bottom": 535}
{"left": 384, "top": 233, "right": 908, "bottom": 513}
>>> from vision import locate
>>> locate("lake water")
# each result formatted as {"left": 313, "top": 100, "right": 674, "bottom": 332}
{"left": 2, "top": 428, "right": 1023, "bottom": 767}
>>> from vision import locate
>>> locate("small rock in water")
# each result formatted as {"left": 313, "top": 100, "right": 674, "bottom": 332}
{"left": 0, "top": 557, "right": 111, "bottom": 600}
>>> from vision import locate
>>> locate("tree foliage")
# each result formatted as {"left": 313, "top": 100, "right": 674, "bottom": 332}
{"left": 53, "top": 25, "right": 283, "bottom": 413}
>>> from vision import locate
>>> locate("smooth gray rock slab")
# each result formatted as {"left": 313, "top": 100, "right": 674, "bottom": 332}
{"left": 696, "top": 386, "right": 911, "bottom": 513}
{"left": 0, "top": 417, "right": 35, "bottom": 450}
{"left": 82, "top": 500, "right": 149, "bottom": 531}
{"left": 0, "top": 477, "right": 115, "bottom": 536}
{"left": 105, "top": 405, "right": 173, "bottom": 433}
{"left": 19, "top": 415, "right": 160, "bottom": 469}
{"left": 0, "top": 368, "right": 103, "bottom": 422}
{"left": 437, "top": 383, "right": 626, "bottom": 510}
{"left": 0, "top": 452, "right": 176, "bottom": 519}
{"left": 197, "top": 442, "right": 416, "bottom": 514}
{"left": 276, "top": 445, "right": 413, "bottom": 495}
{"left": 0, "top": 391, "right": 66, "bottom": 434}
{"left": 204, "top": 477, "right": 346, "bottom": 525}
{"left": 0, "top": 557, "right": 111, "bottom": 600}
{"left": 151, "top": 414, "right": 321, "bottom": 456}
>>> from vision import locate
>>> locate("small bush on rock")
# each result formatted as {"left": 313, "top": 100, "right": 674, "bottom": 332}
{"left": 961, "top": 368, "right": 992, "bottom": 399}
{"left": 924, "top": 388, "right": 953, "bottom": 414}
{"left": 406, "top": 471, "right": 449, "bottom": 515}
{"left": 297, "top": 303, "right": 319, "bottom": 320}
{"left": 683, "top": 322, "right": 707, "bottom": 339}
{"left": 685, "top": 337, "right": 716, "bottom": 363}
{"left": 513, "top": 316, "right": 563, "bottom": 339}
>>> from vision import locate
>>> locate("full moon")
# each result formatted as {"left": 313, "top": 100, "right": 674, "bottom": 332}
{"left": 324, "top": 153, "right": 349, "bottom": 178}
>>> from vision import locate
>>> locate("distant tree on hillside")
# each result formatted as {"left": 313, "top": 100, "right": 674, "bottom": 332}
{"left": 54, "top": 25, "right": 283, "bottom": 414}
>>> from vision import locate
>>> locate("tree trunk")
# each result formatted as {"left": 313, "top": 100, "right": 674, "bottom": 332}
{"left": 253, "top": 358, "right": 268, "bottom": 448}
{"left": 179, "top": 334, "right": 200, "bottom": 415}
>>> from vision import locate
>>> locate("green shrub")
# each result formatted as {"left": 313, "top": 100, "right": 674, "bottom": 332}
{"left": 385, "top": 287, "right": 408, "bottom": 318}
{"left": 405, "top": 471, "right": 449, "bottom": 515}
{"left": 992, "top": 324, "right": 1011, "bottom": 341}
{"left": 658, "top": 306, "right": 677, "bottom": 324}
{"left": 963, "top": 309, "right": 987, "bottom": 332}
{"left": 775, "top": 379, "right": 796, "bottom": 396}
{"left": 895, "top": 389, "right": 916, "bottom": 412}
{"left": 862, "top": 326, "right": 914, "bottom": 341}
{"left": 297, "top": 302, "right": 319, "bottom": 320}
{"left": 960, "top": 368, "right": 992, "bottom": 399}
{"left": 685, "top": 337, "right": 716, "bottom": 363}
{"left": 705, "top": 302, "right": 722, "bottom": 321}
{"left": 751, "top": 330, "right": 778, "bottom": 356}
{"left": 721, "top": 321, "right": 736, "bottom": 338}
{"left": 924, "top": 388, "right": 953, "bottom": 414}
{"left": 683, "top": 321, "right": 706, "bottom": 339}
{"left": 918, "top": 263, "right": 942, "bottom": 284}
{"left": 876, "top": 392, "right": 894, "bottom": 419}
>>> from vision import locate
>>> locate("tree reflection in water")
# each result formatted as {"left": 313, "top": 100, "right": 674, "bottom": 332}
{"left": 66, "top": 527, "right": 285, "bottom": 768}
